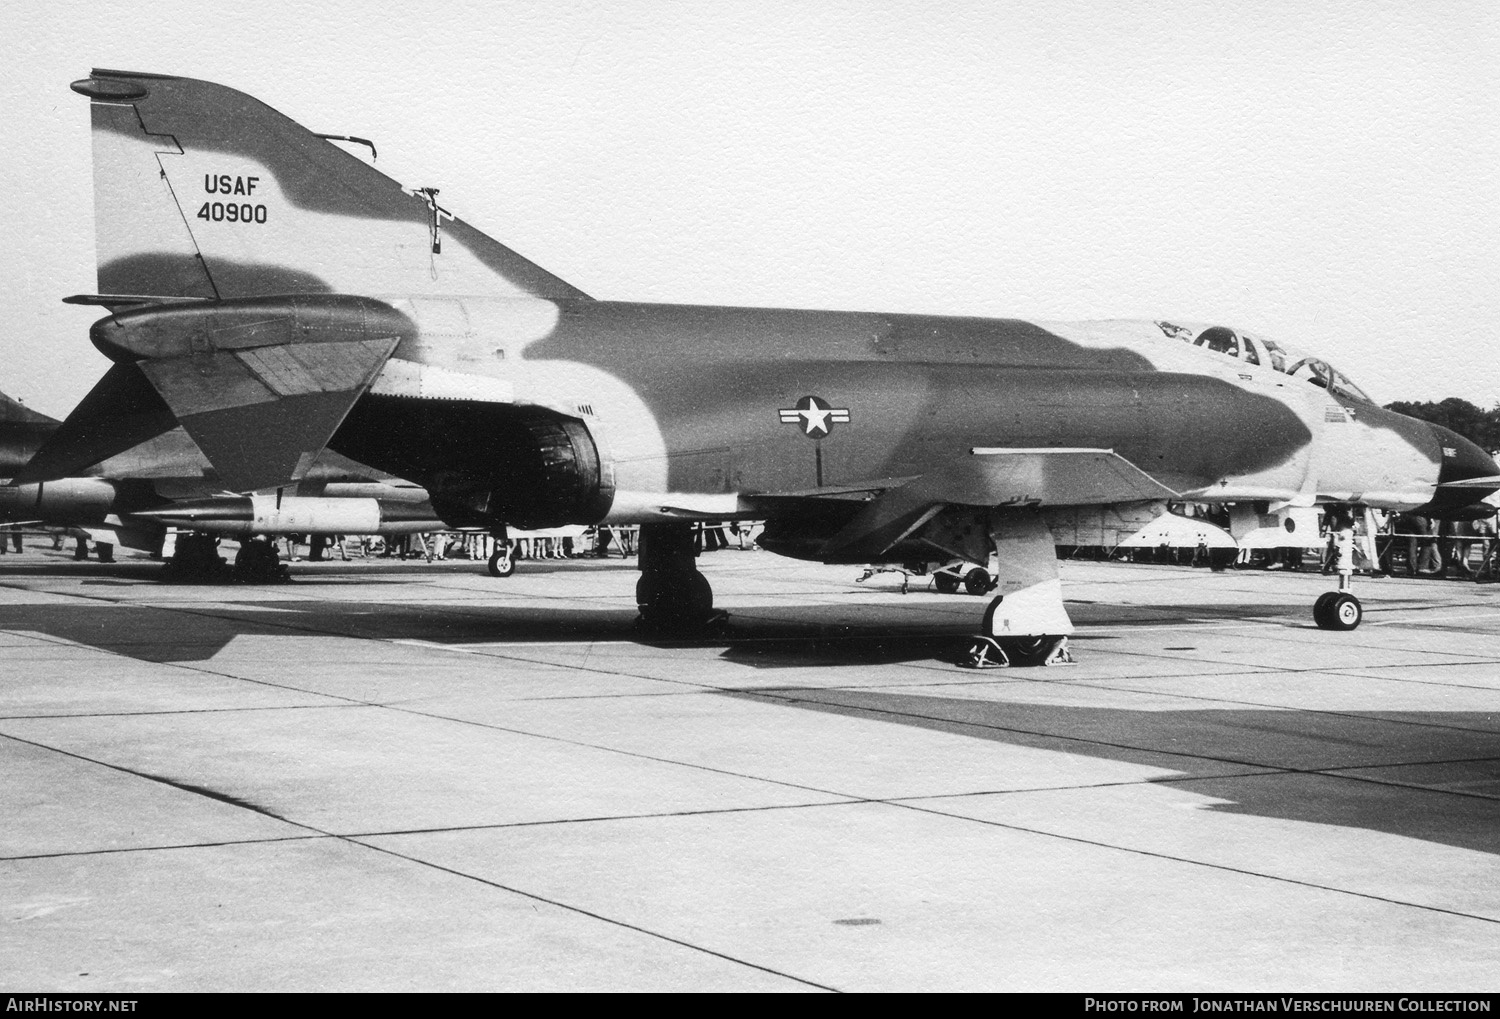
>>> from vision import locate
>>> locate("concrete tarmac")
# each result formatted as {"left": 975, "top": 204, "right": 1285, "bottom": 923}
{"left": 3, "top": 546, "right": 1499, "bottom": 991}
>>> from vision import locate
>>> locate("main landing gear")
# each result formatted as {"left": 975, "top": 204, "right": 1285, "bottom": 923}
{"left": 635, "top": 523, "right": 726, "bottom": 633}
{"left": 160, "top": 532, "right": 227, "bottom": 581}
{"left": 956, "top": 507, "right": 1075, "bottom": 669}
{"left": 232, "top": 537, "right": 290, "bottom": 583}
{"left": 160, "top": 534, "right": 288, "bottom": 583}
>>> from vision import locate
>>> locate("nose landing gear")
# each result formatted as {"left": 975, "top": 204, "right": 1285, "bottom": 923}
{"left": 1314, "top": 511, "right": 1364, "bottom": 630}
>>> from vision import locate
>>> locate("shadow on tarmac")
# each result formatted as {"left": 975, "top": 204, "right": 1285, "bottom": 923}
{"left": 723, "top": 685, "right": 1500, "bottom": 855}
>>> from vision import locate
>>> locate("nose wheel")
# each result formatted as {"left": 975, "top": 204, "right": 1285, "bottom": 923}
{"left": 487, "top": 547, "right": 515, "bottom": 577}
{"left": 1313, "top": 591, "right": 1362, "bottom": 630}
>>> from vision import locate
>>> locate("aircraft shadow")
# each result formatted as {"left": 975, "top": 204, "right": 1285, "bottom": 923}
{"left": 723, "top": 685, "right": 1500, "bottom": 856}
{"left": 0, "top": 596, "right": 976, "bottom": 666}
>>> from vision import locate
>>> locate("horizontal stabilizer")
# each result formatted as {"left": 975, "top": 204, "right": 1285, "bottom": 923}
{"left": 139, "top": 337, "right": 399, "bottom": 492}
{"left": 1437, "top": 475, "right": 1500, "bottom": 488}
{"left": 13, "top": 363, "right": 176, "bottom": 484}
{"left": 821, "top": 448, "right": 1178, "bottom": 560}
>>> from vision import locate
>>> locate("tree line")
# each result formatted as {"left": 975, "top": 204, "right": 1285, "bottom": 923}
{"left": 1384, "top": 398, "right": 1500, "bottom": 452}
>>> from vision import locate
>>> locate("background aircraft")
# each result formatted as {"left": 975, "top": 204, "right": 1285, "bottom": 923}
{"left": 0, "top": 388, "right": 446, "bottom": 576}
{"left": 22, "top": 70, "right": 1499, "bottom": 664}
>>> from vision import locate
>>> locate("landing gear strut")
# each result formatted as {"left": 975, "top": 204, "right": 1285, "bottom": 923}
{"left": 957, "top": 507, "right": 1075, "bottom": 669}
{"left": 635, "top": 523, "right": 724, "bottom": 633}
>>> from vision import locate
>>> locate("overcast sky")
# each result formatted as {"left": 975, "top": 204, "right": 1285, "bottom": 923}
{"left": 2, "top": 0, "right": 1495, "bottom": 417}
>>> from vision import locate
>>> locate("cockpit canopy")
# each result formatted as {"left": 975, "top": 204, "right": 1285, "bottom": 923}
{"left": 1158, "top": 321, "right": 1372, "bottom": 404}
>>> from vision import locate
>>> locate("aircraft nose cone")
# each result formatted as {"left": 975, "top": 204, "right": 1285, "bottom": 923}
{"left": 1421, "top": 424, "right": 1500, "bottom": 518}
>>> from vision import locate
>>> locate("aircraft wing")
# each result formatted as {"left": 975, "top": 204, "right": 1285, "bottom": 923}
{"left": 913, "top": 447, "right": 1178, "bottom": 507}
{"left": 805, "top": 447, "right": 1178, "bottom": 561}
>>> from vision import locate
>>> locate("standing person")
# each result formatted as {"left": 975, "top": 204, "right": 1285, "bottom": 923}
{"left": 1445, "top": 519, "right": 1476, "bottom": 578}
{"left": 1415, "top": 515, "right": 1444, "bottom": 575}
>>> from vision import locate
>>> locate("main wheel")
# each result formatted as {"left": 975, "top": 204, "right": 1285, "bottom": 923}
{"left": 1325, "top": 592, "right": 1362, "bottom": 630}
{"left": 487, "top": 549, "right": 515, "bottom": 578}
{"left": 1003, "top": 636, "right": 1060, "bottom": 666}
{"left": 1312, "top": 591, "right": 1337, "bottom": 628}
{"left": 636, "top": 570, "right": 714, "bottom": 629}
{"left": 963, "top": 568, "right": 992, "bottom": 596}
{"left": 1314, "top": 591, "right": 1362, "bottom": 630}
{"left": 933, "top": 572, "right": 960, "bottom": 594}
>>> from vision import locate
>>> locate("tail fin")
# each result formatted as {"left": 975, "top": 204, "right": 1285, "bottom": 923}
{"left": 0, "top": 392, "right": 60, "bottom": 482}
{"left": 0, "top": 392, "right": 59, "bottom": 427}
{"left": 72, "top": 69, "right": 588, "bottom": 303}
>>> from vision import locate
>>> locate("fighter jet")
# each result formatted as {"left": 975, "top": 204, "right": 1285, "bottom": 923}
{"left": 23, "top": 70, "right": 1499, "bottom": 665}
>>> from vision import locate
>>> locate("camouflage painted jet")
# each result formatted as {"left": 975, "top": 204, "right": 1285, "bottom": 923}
{"left": 23, "top": 70, "right": 1499, "bottom": 665}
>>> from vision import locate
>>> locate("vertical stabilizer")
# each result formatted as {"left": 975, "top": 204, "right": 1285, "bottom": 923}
{"left": 72, "top": 70, "right": 588, "bottom": 303}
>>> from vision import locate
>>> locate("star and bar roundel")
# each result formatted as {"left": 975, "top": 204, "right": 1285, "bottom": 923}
{"left": 778, "top": 395, "right": 850, "bottom": 438}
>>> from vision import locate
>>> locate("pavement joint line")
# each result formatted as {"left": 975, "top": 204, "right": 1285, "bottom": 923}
{"left": 870, "top": 769, "right": 1279, "bottom": 804}
{"left": 982, "top": 673, "right": 1500, "bottom": 741}
{"left": 1371, "top": 612, "right": 1500, "bottom": 626}
{"left": 1091, "top": 643, "right": 1493, "bottom": 672}
{"left": 1315, "top": 667, "right": 1500, "bottom": 694}
{"left": 880, "top": 796, "right": 1500, "bottom": 928}
{"left": 1176, "top": 764, "right": 1500, "bottom": 804}
{"left": 380, "top": 701, "right": 878, "bottom": 800}
{"left": 334, "top": 798, "right": 871, "bottom": 840}
{"left": 0, "top": 833, "right": 329, "bottom": 863}
{"left": 0, "top": 800, "right": 867, "bottom": 863}
{"left": 342, "top": 837, "right": 841, "bottom": 992}
{"left": 1066, "top": 666, "right": 1500, "bottom": 693}
{"left": 0, "top": 703, "right": 367, "bottom": 721}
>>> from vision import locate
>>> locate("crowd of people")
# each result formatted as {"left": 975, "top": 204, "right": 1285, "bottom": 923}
{"left": 280, "top": 522, "right": 761, "bottom": 563}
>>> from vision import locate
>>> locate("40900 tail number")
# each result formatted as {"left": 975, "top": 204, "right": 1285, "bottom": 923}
{"left": 196, "top": 202, "right": 267, "bottom": 224}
